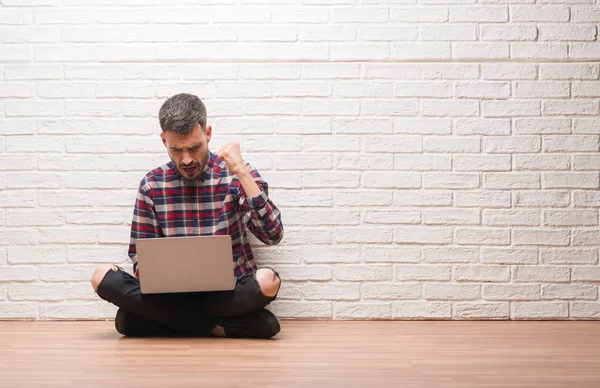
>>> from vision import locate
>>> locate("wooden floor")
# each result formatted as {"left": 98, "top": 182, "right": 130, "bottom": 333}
{"left": 1, "top": 321, "right": 599, "bottom": 388}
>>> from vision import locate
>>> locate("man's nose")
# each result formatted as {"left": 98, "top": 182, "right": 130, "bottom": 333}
{"left": 181, "top": 153, "right": 193, "bottom": 165}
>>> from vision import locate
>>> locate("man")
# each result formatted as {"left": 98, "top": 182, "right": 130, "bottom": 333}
{"left": 90, "top": 93, "right": 283, "bottom": 339}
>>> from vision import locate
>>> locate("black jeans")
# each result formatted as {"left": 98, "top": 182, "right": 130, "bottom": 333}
{"left": 95, "top": 266, "right": 280, "bottom": 336}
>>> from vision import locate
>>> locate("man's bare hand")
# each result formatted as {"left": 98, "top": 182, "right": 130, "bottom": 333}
{"left": 218, "top": 141, "right": 247, "bottom": 176}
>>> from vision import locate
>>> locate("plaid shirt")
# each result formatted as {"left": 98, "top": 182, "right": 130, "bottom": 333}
{"left": 128, "top": 151, "right": 283, "bottom": 279}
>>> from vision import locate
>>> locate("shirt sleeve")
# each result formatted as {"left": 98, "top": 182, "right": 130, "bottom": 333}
{"left": 128, "top": 179, "right": 163, "bottom": 278}
{"left": 238, "top": 164, "right": 284, "bottom": 246}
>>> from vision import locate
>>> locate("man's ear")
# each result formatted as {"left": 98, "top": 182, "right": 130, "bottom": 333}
{"left": 160, "top": 131, "right": 167, "bottom": 148}
{"left": 206, "top": 125, "right": 212, "bottom": 143}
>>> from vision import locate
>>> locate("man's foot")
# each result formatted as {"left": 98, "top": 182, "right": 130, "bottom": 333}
{"left": 114, "top": 308, "right": 179, "bottom": 337}
{"left": 218, "top": 309, "right": 281, "bottom": 339}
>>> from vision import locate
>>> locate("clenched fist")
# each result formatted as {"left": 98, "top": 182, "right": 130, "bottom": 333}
{"left": 218, "top": 141, "right": 247, "bottom": 176}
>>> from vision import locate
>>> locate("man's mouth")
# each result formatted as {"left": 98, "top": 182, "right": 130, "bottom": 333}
{"left": 181, "top": 165, "right": 198, "bottom": 175}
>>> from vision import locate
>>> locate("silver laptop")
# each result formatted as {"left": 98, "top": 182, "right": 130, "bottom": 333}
{"left": 136, "top": 235, "right": 236, "bottom": 294}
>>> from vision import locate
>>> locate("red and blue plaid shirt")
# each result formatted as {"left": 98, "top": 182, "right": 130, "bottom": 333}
{"left": 128, "top": 151, "right": 283, "bottom": 279}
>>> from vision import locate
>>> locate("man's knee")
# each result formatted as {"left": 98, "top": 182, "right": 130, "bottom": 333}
{"left": 256, "top": 268, "right": 281, "bottom": 298}
{"left": 90, "top": 264, "right": 118, "bottom": 291}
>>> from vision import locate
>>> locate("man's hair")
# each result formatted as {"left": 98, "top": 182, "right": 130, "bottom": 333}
{"left": 158, "top": 93, "right": 207, "bottom": 135}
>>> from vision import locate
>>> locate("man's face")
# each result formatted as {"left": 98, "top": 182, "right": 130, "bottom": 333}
{"left": 161, "top": 124, "right": 212, "bottom": 181}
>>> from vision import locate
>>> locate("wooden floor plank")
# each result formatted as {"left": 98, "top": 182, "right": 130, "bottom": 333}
{"left": 1, "top": 321, "right": 599, "bottom": 388}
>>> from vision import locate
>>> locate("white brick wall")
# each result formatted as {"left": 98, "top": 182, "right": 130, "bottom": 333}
{"left": 0, "top": 1, "right": 599, "bottom": 321}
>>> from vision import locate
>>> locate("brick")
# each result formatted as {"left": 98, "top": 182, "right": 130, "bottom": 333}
{"left": 395, "top": 154, "right": 451, "bottom": 171}
{"left": 39, "top": 302, "right": 117, "bottom": 319}
{"left": 334, "top": 302, "right": 392, "bottom": 319}
{"left": 541, "top": 248, "right": 598, "bottom": 265}
{"left": 543, "top": 172, "right": 599, "bottom": 189}
{"left": 422, "top": 100, "right": 479, "bottom": 117}
{"left": 364, "top": 136, "right": 421, "bottom": 153}
{"left": 423, "top": 173, "right": 479, "bottom": 189}
{"left": 455, "top": 265, "right": 510, "bottom": 282}
{"left": 303, "top": 170, "right": 360, "bottom": 188}
{"left": 511, "top": 6, "right": 569, "bottom": 21}
{"left": 513, "top": 229, "right": 570, "bottom": 246}
{"left": 0, "top": 303, "right": 37, "bottom": 319}
{"left": 335, "top": 190, "right": 392, "bottom": 206}
{"left": 544, "top": 210, "right": 598, "bottom": 226}
{"left": 361, "top": 99, "right": 419, "bottom": 116}
{"left": 481, "top": 25, "right": 537, "bottom": 41}
{"left": 303, "top": 283, "right": 360, "bottom": 301}
{"left": 454, "top": 191, "right": 511, "bottom": 208}
{"left": 512, "top": 302, "right": 568, "bottom": 319}
{"left": 483, "top": 100, "right": 540, "bottom": 117}
{"left": 363, "top": 210, "right": 421, "bottom": 225}
{"left": 483, "top": 284, "right": 540, "bottom": 301}
{"left": 573, "top": 82, "right": 600, "bottom": 98}
{"left": 0, "top": 266, "right": 36, "bottom": 282}
{"left": 393, "top": 301, "right": 451, "bottom": 319}
{"left": 574, "top": 190, "right": 600, "bottom": 207}
{"left": 423, "top": 208, "right": 479, "bottom": 225}
{"left": 484, "top": 173, "right": 540, "bottom": 189}
{"left": 363, "top": 64, "right": 421, "bottom": 80}
{"left": 483, "top": 209, "right": 540, "bottom": 226}
{"left": 514, "top": 118, "right": 571, "bottom": 135}
{"left": 394, "top": 82, "right": 452, "bottom": 98}
{"left": 6, "top": 210, "right": 63, "bottom": 226}
{"left": 299, "top": 25, "right": 355, "bottom": 42}
{"left": 334, "top": 265, "right": 393, "bottom": 281}
{"left": 454, "top": 155, "right": 511, "bottom": 171}
{"left": 515, "top": 82, "right": 570, "bottom": 98}
{"left": 395, "top": 265, "right": 451, "bottom": 281}
{"left": 482, "top": 63, "right": 537, "bottom": 80}
{"left": 543, "top": 100, "right": 599, "bottom": 116}
{"left": 454, "top": 302, "right": 509, "bottom": 320}
{"left": 394, "top": 190, "right": 452, "bottom": 206}
{"left": 302, "top": 99, "right": 358, "bottom": 116}
{"left": 395, "top": 118, "right": 452, "bottom": 135}
{"left": 360, "top": 26, "right": 417, "bottom": 41}
{"left": 422, "top": 64, "right": 478, "bottom": 80}
{"left": 362, "top": 246, "right": 421, "bottom": 263}
{"left": 512, "top": 43, "right": 568, "bottom": 59}
{"left": 539, "top": 25, "right": 597, "bottom": 41}
{"left": 540, "top": 63, "right": 599, "bottom": 80}
{"left": 423, "top": 283, "right": 480, "bottom": 300}
{"left": 515, "top": 190, "right": 570, "bottom": 207}
{"left": 0, "top": 155, "right": 36, "bottom": 170}
{"left": 303, "top": 245, "right": 360, "bottom": 264}
{"left": 394, "top": 227, "right": 453, "bottom": 244}
{"left": 0, "top": 191, "right": 36, "bottom": 208}
{"left": 516, "top": 155, "right": 570, "bottom": 171}
{"left": 9, "top": 284, "right": 65, "bottom": 301}
{"left": 5, "top": 100, "right": 62, "bottom": 117}
{"left": 391, "top": 8, "right": 448, "bottom": 22}
{"left": 570, "top": 303, "right": 600, "bottom": 319}
{"left": 569, "top": 43, "right": 600, "bottom": 60}
{"left": 572, "top": 267, "right": 600, "bottom": 282}
{"left": 424, "top": 137, "right": 480, "bottom": 153}
{"left": 572, "top": 230, "right": 600, "bottom": 246}
{"left": 423, "top": 247, "right": 479, "bottom": 264}
{"left": 0, "top": 119, "right": 35, "bottom": 135}
{"left": 333, "top": 227, "right": 393, "bottom": 243}
{"left": 453, "top": 42, "right": 509, "bottom": 59}
{"left": 454, "top": 118, "right": 510, "bottom": 135}
{"left": 363, "top": 172, "right": 420, "bottom": 189}
{"left": 330, "top": 43, "right": 389, "bottom": 60}
{"left": 0, "top": 45, "right": 31, "bottom": 62}
{"left": 276, "top": 265, "right": 332, "bottom": 282}
{"left": 421, "top": 25, "right": 477, "bottom": 41}
{"left": 392, "top": 43, "right": 451, "bottom": 60}
{"left": 333, "top": 118, "right": 394, "bottom": 134}
{"left": 454, "top": 81, "right": 511, "bottom": 98}
{"left": 7, "top": 172, "right": 62, "bottom": 189}
{"left": 450, "top": 6, "right": 508, "bottom": 22}
{"left": 484, "top": 136, "right": 541, "bottom": 153}
{"left": 269, "top": 301, "right": 332, "bottom": 319}
{"left": 337, "top": 154, "right": 393, "bottom": 170}
{"left": 455, "top": 228, "right": 511, "bottom": 245}
{"left": 362, "top": 282, "right": 421, "bottom": 300}
{"left": 302, "top": 63, "right": 359, "bottom": 79}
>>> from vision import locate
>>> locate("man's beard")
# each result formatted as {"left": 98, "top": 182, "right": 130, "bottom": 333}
{"left": 177, "top": 153, "right": 209, "bottom": 182}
